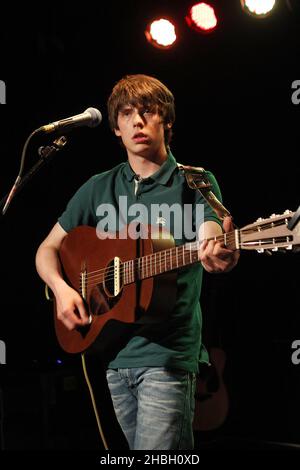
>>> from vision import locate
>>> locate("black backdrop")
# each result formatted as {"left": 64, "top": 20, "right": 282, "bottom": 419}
{"left": 0, "top": 0, "right": 299, "bottom": 450}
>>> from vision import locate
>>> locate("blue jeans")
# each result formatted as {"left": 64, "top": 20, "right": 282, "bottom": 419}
{"left": 106, "top": 367, "right": 196, "bottom": 450}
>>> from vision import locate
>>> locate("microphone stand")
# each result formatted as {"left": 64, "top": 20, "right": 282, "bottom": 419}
{"left": 0, "top": 135, "right": 67, "bottom": 215}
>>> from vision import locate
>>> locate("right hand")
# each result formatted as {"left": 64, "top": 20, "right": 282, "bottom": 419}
{"left": 54, "top": 281, "right": 90, "bottom": 331}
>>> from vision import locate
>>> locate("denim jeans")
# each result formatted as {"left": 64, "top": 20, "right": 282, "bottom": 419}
{"left": 106, "top": 367, "right": 196, "bottom": 450}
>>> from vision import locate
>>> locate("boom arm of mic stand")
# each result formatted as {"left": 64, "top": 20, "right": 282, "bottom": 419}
{"left": 1, "top": 135, "right": 67, "bottom": 215}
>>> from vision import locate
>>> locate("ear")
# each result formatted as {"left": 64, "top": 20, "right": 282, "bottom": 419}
{"left": 114, "top": 128, "right": 121, "bottom": 137}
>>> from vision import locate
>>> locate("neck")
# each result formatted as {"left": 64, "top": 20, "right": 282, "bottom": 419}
{"left": 128, "top": 150, "right": 168, "bottom": 178}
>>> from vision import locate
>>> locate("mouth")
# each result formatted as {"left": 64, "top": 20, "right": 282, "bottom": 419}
{"left": 132, "top": 132, "right": 149, "bottom": 143}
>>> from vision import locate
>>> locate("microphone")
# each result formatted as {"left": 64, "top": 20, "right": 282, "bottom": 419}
{"left": 39, "top": 107, "right": 102, "bottom": 133}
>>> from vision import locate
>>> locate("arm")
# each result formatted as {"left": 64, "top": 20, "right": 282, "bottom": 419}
{"left": 198, "top": 217, "right": 240, "bottom": 273}
{"left": 35, "top": 222, "right": 90, "bottom": 330}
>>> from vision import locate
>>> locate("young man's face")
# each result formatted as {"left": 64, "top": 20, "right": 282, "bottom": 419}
{"left": 114, "top": 104, "right": 170, "bottom": 159}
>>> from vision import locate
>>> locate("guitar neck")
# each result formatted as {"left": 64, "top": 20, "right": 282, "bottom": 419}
{"left": 122, "top": 231, "right": 237, "bottom": 285}
{"left": 122, "top": 209, "right": 298, "bottom": 285}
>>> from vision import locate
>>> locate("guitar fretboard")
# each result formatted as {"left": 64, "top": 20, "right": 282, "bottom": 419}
{"left": 123, "top": 243, "right": 199, "bottom": 284}
{"left": 122, "top": 233, "right": 237, "bottom": 285}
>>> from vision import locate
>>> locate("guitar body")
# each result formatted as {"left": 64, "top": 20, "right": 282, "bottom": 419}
{"left": 193, "top": 347, "right": 229, "bottom": 431}
{"left": 55, "top": 225, "right": 177, "bottom": 353}
{"left": 51, "top": 210, "right": 299, "bottom": 354}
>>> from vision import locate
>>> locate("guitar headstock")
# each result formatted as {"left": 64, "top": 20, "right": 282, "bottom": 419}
{"left": 240, "top": 210, "right": 300, "bottom": 253}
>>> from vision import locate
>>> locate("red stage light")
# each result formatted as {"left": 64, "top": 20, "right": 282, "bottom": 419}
{"left": 186, "top": 2, "right": 218, "bottom": 33}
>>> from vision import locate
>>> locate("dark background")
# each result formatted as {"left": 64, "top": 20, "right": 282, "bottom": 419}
{"left": 0, "top": 0, "right": 299, "bottom": 451}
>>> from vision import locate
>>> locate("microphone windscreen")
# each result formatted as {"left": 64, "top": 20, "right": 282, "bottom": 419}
{"left": 85, "top": 107, "right": 102, "bottom": 127}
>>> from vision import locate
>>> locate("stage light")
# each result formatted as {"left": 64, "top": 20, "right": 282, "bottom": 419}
{"left": 185, "top": 2, "right": 218, "bottom": 33}
{"left": 241, "top": 0, "right": 277, "bottom": 18}
{"left": 145, "top": 18, "right": 177, "bottom": 49}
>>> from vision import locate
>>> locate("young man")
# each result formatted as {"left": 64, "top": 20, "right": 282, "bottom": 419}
{"left": 35, "top": 74, "right": 239, "bottom": 450}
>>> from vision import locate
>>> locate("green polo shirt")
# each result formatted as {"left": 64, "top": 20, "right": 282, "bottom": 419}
{"left": 58, "top": 152, "right": 222, "bottom": 372}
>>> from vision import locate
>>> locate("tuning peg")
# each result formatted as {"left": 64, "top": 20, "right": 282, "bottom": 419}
{"left": 284, "top": 209, "right": 292, "bottom": 214}
{"left": 256, "top": 248, "right": 273, "bottom": 255}
{"left": 270, "top": 213, "right": 279, "bottom": 218}
{"left": 256, "top": 217, "right": 263, "bottom": 222}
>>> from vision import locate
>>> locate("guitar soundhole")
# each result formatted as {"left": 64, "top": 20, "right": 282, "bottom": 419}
{"left": 88, "top": 260, "right": 121, "bottom": 316}
{"left": 89, "top": 284, "right": 120, "bottom": 316}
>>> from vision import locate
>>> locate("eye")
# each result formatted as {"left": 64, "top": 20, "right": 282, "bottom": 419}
{"left": 120, "top": 107, "right": 133, "bottom": 117}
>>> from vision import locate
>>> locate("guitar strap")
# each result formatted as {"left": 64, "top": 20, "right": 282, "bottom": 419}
{"left": 177, "top": 163, "right": 231, "bottom": 220}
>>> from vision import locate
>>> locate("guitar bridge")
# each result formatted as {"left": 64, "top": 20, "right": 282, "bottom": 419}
{"left": 80, "top": 261, "right": 92, "bottom": 324}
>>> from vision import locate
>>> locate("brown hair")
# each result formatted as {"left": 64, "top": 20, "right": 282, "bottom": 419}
{"left": 107, "top": 74, "right": 175, "bottom": 144}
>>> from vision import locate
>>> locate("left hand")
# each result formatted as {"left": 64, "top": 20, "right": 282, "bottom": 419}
{"left": 199, "top": 216, "right": 240, "bottom": 273}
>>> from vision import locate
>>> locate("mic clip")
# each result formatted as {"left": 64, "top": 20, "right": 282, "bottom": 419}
{"left": 38, "top": 136, "right": 67, "bottom": 159}
{"left": 1, "top": 135, "right": 68, "bottom": 215}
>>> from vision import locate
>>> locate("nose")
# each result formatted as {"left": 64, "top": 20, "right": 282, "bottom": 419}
{"left": 132, "top": 109, "right": 144, "bottom": 127}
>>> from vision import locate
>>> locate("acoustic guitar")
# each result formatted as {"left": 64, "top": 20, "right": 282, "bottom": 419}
{"left": 52, "top": 210, "right": 299, "bottom": 354}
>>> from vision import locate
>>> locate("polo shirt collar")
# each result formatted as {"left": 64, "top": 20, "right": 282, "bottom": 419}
{"left": 123, "top": 151, "right": 177, "bottom": 186}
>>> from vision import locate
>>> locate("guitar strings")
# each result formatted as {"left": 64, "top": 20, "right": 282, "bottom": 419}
{"left": 83, "top": 233, "right": 238, "bottom": 282}
{"left": 83, "top": 232, "right": 232, "bottom": 279}
{"left": 83, "top": 238, "right": 207, "bottom": 282}
{"left": 80, "top": 233, "right": 238, "bottom": 288}
{"left": 78, "top": 217, "right": 290, "bottom": 289}
{"left": 82, "top": 232, "right": 290, "bottom": 288}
